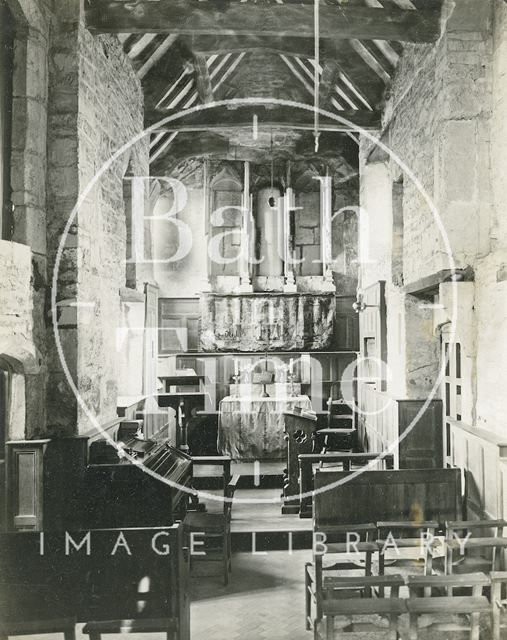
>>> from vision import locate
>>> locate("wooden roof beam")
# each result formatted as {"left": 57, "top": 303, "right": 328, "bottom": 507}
{"left": 145, "top": 104, "right": 381, "bottom": 132}
{"left": 182, "top": 34, "right": 316, "bottom": 58}
{"left": 86, "top": 1, "right": 441, "bottom": 44}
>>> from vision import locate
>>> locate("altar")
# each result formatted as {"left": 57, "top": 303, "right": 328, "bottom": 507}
{"left": 218, "top": 394, "right": 312, "bottom": 460}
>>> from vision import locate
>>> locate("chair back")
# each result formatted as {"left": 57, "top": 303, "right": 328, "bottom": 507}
{"left": 224, "top": 474, "right": 240, "bottom": 520}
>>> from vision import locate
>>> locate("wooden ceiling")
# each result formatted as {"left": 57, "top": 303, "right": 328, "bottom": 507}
{"left": 85, "top": 0, "right": 443, "bottom": 172}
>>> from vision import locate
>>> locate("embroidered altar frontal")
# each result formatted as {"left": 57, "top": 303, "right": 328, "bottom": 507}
{"left": 218, "top": 395, "right": 312, "bottom": 460}
{"left": 200, "top": 293, "right": 336, "bottom": 352}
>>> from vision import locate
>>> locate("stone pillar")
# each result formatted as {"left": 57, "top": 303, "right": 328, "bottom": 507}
{"left": 319, "top": 176, "right": 336, "bottom": 291}
{"left": 201, "top": 159, "right": 212, "bottom": 292}
{"left": 257, "top": 186, "right": 283, "bottom": 277}
{"left": 237, "top": 161, "right": 254, "bottom": 292}
{"left": 282, "top": 188, "right": 297, "bottom": 292}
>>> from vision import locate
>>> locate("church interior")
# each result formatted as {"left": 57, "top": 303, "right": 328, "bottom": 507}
{"left": 1, "top": 0, "right": 507, "bottom": 638}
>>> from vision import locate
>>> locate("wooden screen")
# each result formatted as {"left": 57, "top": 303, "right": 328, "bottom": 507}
{"left": 159, "top": 298, "right": 200, "bottom": 354}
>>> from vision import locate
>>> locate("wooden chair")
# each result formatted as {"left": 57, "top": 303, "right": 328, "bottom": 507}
{"left": 183, "top": 474, "right": 240, "bottom": 585}
{"left": 446, "top": 519, "right": 507, "bottom": 575}
{"left": 317, "top": 574, "right": 406, "bottom": 640}
{"left": 305, "top": 524, "right": 378, "bottom": 630}
{"left": 377, "top": 521, "right": 439, "bottom": 582}
{"left": 406, "top": 573, "right": 490, "bottom": 640}
{"left": 490, "top": 571, "right": 507, "bottom": 640}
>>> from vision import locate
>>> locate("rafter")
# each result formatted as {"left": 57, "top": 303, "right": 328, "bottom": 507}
{"left": 87, "top": 1, "right": 441, "bottom": 43}
{"left": 212, "top": 52, "right": 247, "bottom": 95}
{"left": 137, "top": 34, "right": 178, "bottom": 79}
{"left": 350, "top": 39, "right": 391, "bottom": 83}
{"left": 145, "top": 104, "right": 381, "bottom": 132}
{"left": 279, "top": 54, "right": 314, "bottom": 97}
{"left": 127, "top": 33, "right": 157, "bottom": 60}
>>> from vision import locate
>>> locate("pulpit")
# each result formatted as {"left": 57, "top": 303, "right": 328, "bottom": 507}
{"left": 218, "top": 395, "right": 312, "bottom": 460}
{"left": 281, "top": 410, "right": 318, "bottom": 514}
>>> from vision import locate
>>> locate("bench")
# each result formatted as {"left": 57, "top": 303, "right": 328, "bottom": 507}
{"left": 299, "top": 452, "right": 394, "bottom": 517}
{"left": 313, "top": 468, "right": 462, "bottom": 529}
{"left": 0, "top": 525, "right": 190, "bottom": 640}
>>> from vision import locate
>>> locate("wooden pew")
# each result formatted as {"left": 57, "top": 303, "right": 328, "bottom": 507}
{"left": 313, "top": 468, "right": 462, "bottom": 529}
{"left": 0, "top": 525, "right": 190, "bottom": 640}
{"left": 299, "top": 453, "right": 395, "bottom": 517}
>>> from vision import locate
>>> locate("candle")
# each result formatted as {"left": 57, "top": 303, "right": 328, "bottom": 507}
{"left": 234, "top": 359, "right": 239, "bottom": 376}
{"left": 289, "top": 358, "right": 294, "bottom": 374}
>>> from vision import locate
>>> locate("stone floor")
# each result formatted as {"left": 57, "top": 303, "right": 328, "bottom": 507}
{"left": 189, "top": 550, "right": 493, "bottom": 640}
{"left": 190, "top": 549, "right": 312, "bottom": 640}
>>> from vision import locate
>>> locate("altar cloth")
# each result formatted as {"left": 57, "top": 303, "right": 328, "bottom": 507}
{"left": 218, "top": 395, "right": 312, "bottom": 460}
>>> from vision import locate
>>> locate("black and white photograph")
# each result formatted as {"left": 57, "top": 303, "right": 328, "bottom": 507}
{"left": 0, "top": 0, "right": 506, "bottom": 638}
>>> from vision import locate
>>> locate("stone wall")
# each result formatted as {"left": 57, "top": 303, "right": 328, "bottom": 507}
{"left": 1, "top": 0, "right": 52, "bottom": 438}
{"left": 46, "top": 10, "right": 151, "bottom": 434}
{"left": 358, "top": 0, "right": 507, "bottom": 513}
{"left": 76, "top": 28, "right": 150, "bottom": 432}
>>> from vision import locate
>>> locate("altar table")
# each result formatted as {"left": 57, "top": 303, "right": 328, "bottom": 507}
{"left": 218, "top": 395, "right": 312, "bottom": 460}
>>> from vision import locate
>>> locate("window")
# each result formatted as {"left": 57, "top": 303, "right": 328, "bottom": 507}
{"left": 0, "top": 0, "right": 14, "bottom": 239}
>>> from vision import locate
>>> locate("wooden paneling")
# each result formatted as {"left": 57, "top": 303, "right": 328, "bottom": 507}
{"left": 359, "top": 280, "right": 387, "bottom": 390}
{"left": 313, "top": 468, "right": 462, "bottom": 529}
{"left": 334, "top": 296, "right": 359, "bottom": 351}
{"left": 448, "top": 420, "right": 507, "bottom": 520}
{"left": 398, "top": 400, "right": 443, "bottom": 469}
{"left": 6, "top": 438, "right": 88, "bottom": 532}
{"left": 358, "top": 384, "right": 443, "bottom": 469}
{"left": 159, "top": 298, "right": 200, "bottom": 354}
{"left": 6, "top": 442, "right": 45, "bottom": 531}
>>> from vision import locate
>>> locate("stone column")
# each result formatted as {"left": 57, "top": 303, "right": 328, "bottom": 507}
{"left": 201, "top": 159, "right": 212, "bottom": 292}
{"left": 282, "top": 188, "right": 297, "bottom": 292}
{"left": 319, "top": 176, "right": 336, "bottom": 291}
{"left": 237, "top": 161, "right": 254, "bottom": 292}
